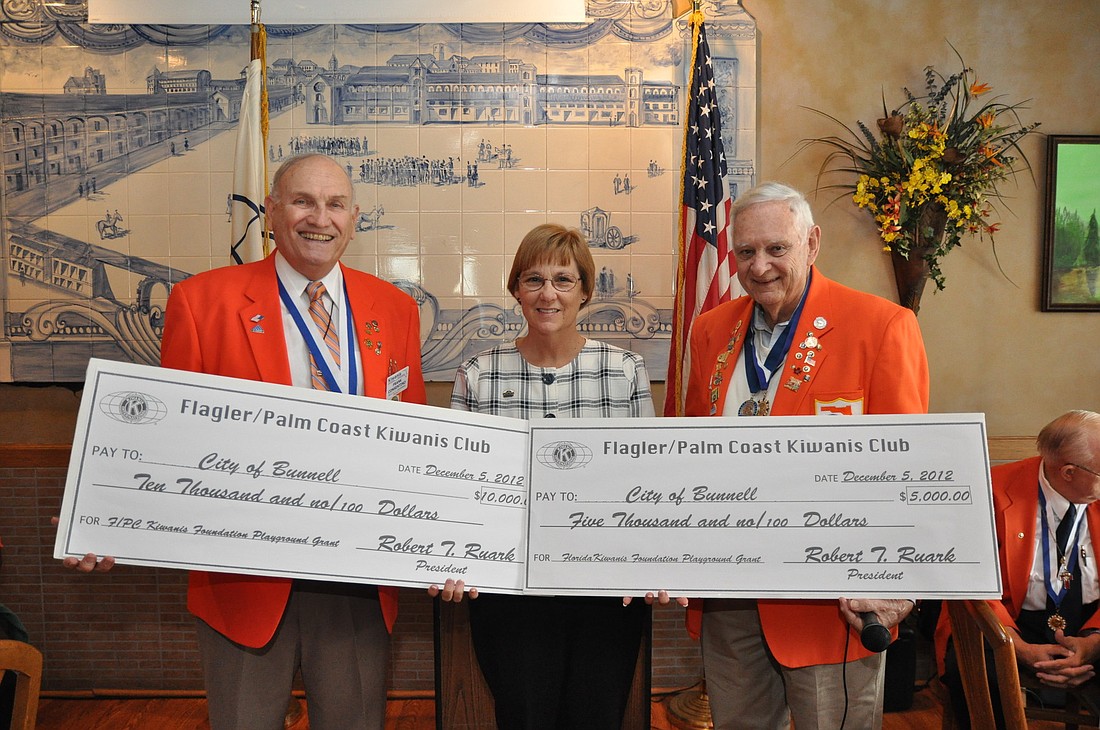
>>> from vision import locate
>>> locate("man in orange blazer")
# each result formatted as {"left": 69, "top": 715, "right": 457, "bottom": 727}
{"left": 939, "top": 410, "right": 1100, "bottom": 727}
{"left": 683, "top": 182, "right": 928, "bottom": 729}
{"left": 160, "top": 153, "right": 426, "bottom": 730}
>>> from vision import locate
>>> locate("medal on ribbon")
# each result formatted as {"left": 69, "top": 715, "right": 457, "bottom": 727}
{"left": 1038, "top": 488, "right": 1085, "bottom": 633}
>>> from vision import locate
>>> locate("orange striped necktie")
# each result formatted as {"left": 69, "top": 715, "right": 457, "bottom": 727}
{"left": 306, "top": 281, "right": 339, "bottom": 390}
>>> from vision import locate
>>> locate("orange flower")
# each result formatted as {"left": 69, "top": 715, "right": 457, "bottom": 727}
{"left": 980, "top": 146, "right": 1004, "bottom": 167}
{"left": 802, "top": 49, "right": 1040, "bottom": 294}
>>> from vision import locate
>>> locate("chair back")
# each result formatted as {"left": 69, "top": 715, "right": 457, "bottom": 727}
{"left": 945, "top": 600, "right": 1027, "bottom": 730}
{"left": 0, "top": 640, "right": 43, "bottom": 730}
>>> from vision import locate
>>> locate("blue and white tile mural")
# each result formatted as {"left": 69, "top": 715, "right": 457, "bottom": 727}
{"left": 0, "top": 0, "right": 756, "bottom": 382}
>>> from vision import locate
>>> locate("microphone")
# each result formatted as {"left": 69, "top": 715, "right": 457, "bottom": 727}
{"left": 860, "top": 612, "right": 892, "bottom": 652}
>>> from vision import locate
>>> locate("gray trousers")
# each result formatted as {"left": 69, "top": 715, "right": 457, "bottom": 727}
{"left": 196, "top": 581, "right": 389, "bottom": 730}
{"left": 701, "top": 601, "right": 885, "bottom": 730}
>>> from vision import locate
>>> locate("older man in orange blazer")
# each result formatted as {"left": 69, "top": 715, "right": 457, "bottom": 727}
{"left": 939, "top": 410, "right": 1100, "bottom": 727}
{"left": 683, "top": 182, "right": 928, "bottom": 729}
{"left": 160, "top": 153, "right": 426, "bottom": 730}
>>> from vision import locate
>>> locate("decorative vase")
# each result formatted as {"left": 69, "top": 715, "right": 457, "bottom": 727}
{"left": 890, "top": 208, "right": 947, "bottom": 315}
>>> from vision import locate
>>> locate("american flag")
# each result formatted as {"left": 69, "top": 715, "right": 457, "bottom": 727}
{"left": 663, "top": 15, "right": 736, "bottom": 416}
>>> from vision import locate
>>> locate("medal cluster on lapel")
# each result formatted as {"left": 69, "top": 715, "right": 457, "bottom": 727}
{"left": 352, "top": 316, "right": 385, "bottom": 397}
{"left": 786, "top": 318, "right": 827, "bottom": 392}
{"left": 364, "top": 319, "right": 382, "bottom": 356}
{"left": 709, "top": 320, "right": 743, "bottom": 416}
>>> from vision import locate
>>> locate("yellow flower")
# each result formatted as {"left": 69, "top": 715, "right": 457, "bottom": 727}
{"left": 805, "top": 49, "right": 1039, "bottom": 292}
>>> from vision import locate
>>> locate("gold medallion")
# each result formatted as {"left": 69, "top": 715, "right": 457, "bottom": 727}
{"left": 1048, "top": 613, "right": 1067, "bottom": 631}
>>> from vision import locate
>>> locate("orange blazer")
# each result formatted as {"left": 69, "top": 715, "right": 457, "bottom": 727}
{"left": 934, "top": 456, "right": 1100, "bottom": 673}
{"left": 160, "top": 253, "right": 427, "bottom": 649}
{"left": 684, "top": 268, "right": 930, "bottom": 668}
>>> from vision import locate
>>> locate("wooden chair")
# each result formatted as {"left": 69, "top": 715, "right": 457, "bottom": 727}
{"left": 945, "top": 600, "right": 1100, "bottom": 730}
{"left": 1017, "top": 667, "right": 1100, "bottom": 728}
{"left": 0, "top": 640, "right": 43, "bottom": 730}
{"left": 434, "top": 600, "right": 651, "bottom": 729}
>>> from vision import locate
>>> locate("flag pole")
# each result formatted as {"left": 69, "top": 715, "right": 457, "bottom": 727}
{"left": 230, "top": 0, "right": 270, "bottom": 264}
{"left": 251, "top": 0, "right": 270, "bottom": 256}
{"left": 664, "top": 6, "right": 704, "bottom": 417}
{"left": 662, "top": 25, "right": 717, "bottom": 730}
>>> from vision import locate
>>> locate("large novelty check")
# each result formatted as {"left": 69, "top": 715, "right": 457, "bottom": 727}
{"left": 525, "top": 415, "right": 1001, "bottom": 598}
{"left": 56, "top": 359, "right": 1001, "bottom": 598}
{"left": 55, "top": 359, "right": 531, "bottom": 593}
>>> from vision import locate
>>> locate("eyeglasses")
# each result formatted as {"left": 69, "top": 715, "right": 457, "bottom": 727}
{"left": 1070, "top": 463, "right": 1100, "bottom": 479}
{"left": 518, "top": 274, "right": 579, "bottom": 292}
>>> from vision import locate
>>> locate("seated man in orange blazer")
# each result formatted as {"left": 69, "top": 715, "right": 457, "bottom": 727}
{"left": 939, "top": 410, "right": 1100, "bottom": 727}
{"left": 159, "top": 153, "right": 426, "bottom": 730}
{"left": 683, "top": 182, "right": 927, "bottom": 729}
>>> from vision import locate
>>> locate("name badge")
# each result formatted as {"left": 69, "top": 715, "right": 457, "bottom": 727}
{"left": 386, "top": 366, "right": 409, "bottom": 401}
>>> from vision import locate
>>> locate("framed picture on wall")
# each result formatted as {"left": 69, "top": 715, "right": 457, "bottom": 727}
{"left": 1042, "top": 135, "right": 1100, "bottom": 311}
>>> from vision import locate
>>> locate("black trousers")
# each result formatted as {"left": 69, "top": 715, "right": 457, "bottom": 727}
{"left": 468, "top": 594, "right": 646, "bottom": 730}
{"left": 941, "top": 601, "right": 1100, "bottom": 729}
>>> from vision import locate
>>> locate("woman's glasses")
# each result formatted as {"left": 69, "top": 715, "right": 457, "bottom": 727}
{"left": 518, "top": 274, "right": 579, "bottom": 292}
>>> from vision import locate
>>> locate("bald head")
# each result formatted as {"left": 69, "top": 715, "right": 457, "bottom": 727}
{"left": 1038, "top": 410, "right": 1100, "bottom": 503}
{"left": 270, "top": 153, "right": 356, "bottom": 204}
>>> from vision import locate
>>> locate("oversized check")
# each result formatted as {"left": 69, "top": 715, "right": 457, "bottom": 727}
{"left": 524, "top": 414, "right": 1002, "bottom": 599}
{"left": 55, "top": 359, "right": 530, "bottom": 593}
{"left": 57, "top": 360, "right": 1001, "bottom": 600}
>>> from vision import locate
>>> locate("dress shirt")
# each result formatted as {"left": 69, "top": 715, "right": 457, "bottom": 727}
{"left": 720, "top": 305, "right": 790, "bottom": 417}
{"left": 275, "top": 252, "right": 362, "bottom": 392}
{"left": 1022, "top": 462, "right": 1098, "bottom": 609}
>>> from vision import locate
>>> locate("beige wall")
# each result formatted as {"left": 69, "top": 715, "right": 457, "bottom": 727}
{"left": 740, "top": 0, "right": 1100, "bottom": 435}
{"left": 2, "top": 0, "right": 1098, "bottom": 443}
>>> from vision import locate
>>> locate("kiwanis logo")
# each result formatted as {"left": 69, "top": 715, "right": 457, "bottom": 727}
{"left": 99, "top": 391, "right": 168, "bottom": 425}
{"left": 535, "top": 441, "right": 592, "bottom": 470}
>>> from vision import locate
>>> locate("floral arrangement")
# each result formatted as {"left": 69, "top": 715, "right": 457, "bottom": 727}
{"left": 805, "top": 52, "right": 1040, "bottom": 290}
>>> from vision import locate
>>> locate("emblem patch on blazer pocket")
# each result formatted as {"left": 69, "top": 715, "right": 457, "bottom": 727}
{"left": 814, "top": 397, "right": 863, "bottom": 416}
